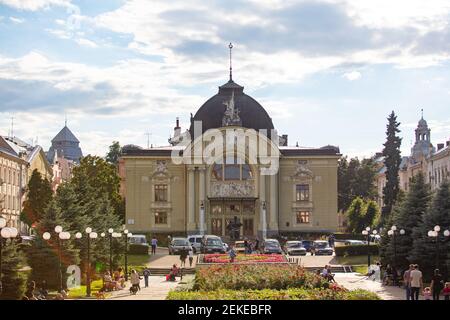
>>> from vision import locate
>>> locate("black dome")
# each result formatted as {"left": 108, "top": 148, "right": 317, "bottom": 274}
{"left": 189, "top": 80, "right": 274, "bottom": 138}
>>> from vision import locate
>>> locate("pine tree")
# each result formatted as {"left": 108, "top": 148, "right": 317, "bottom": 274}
{"left": 388, "top": 173, "right": 431, "bottom": 270}
{"left": 20, "top": 169, "right": 53, "bottom": 226}
{"left": 0, "top": 239, "right": 27, "bottom": 300}
{"left": 382, "top": 111, "right": 402, "bottom": 224}
{"left": 409, "top": 180, "right": 450, "bottom": 280}
{"left": 26, "top": 200, "right": 79, "bottom": 290}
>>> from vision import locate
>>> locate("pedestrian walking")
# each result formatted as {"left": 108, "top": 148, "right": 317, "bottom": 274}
{"left": 188, "top": 248, "right": 194, "bottom": 267}
{"left": 143, "top": 267, "right": 151, "bottom": 288}
{"left": 443, "top": 282, "right": 450, "bottom": 300}
{"left": 403, "top": 264, "right": 413, "bottom": 300}
{"left": 431, "top": 269, "right": 444, "bottom": 300}
{"left": 229, "top": 246, "right": 236, "bottom": 263}
{"left": 409, "top": 264, "right": 423, "bottom": 300}
{"left": 180, "top": 248, "right": 188, "bottom": 267}
{"left": 151, "top": 236, "right": 158, "bottom": 255}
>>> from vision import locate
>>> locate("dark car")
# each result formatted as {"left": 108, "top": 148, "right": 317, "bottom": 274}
{"left": 262, "top": 239, "right": 283, "bottom": 254}
{"left": 200, "top": 235, "right": 225, "bottom": 254}
{"left": 284, "top": 241, "right": 307, "bottom": 256}
{"left": 313, "top": 240, "right": 334, "bottom": 256}
{"left": 301, "top": 240, "right": 315, "bottom": 252}
{"left": 168, "top": 237, "right": 192, "bottom": 255}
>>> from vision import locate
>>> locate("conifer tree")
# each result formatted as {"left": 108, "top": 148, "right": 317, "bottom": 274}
{"left": 0, "top": 239, "right": 27, "bottom": 300}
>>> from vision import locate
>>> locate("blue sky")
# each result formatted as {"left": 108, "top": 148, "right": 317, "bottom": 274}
{"left": 0, "top": 0, "right": 449, "bottom": 158}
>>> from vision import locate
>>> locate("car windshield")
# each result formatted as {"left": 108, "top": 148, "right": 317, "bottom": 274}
{"left": 173, "top": 239, "right": 188, "bottom": 246}
{"left": 130, "top": 237, "right": 146, "bottom": 244}
{"left": 315, "top": 242, "right": 328, "bottom": 248}
{"left": 207, "top": 238, "right": 222, "bottom": 246}
{"left": 288, "top": 242, "right": 302, "bottom": 248}
{"left": 266, "top": 241, "right": 279, "bottom": 248}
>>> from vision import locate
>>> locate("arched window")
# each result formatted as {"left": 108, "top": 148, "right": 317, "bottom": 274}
{"left": 211, "top": 158, "right": 253, "bottom": 181}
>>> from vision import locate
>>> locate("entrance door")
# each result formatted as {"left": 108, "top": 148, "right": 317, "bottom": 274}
{"left": 211, "top": 218, "right": 222, "bottom": 236}
{"left": 243, "top": 218, "right": 254, "bottom": 237}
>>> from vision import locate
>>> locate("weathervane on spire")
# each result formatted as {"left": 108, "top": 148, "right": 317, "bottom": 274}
{"left": 229, "top": 42, "right": 233, "bottom": 81}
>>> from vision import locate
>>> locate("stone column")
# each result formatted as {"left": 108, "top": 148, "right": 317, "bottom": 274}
{"left": 259, "top": 171, "right": 266, "bottom": 239}
{"left": 187, "top": 167, "right": 196, "bottom": 232}
{"left": 269, "top": 173, "right": 279, "bottom": 234}
{"left": 198, "top": 167, "right": 206, "bottom": 234}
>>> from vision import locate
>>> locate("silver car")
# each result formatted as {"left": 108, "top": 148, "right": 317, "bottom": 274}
{"left": 284, "top": 241, "right": 307, "bottom": 256}
{"left": 169, "top": 237, "right": 192, "bottom": 255}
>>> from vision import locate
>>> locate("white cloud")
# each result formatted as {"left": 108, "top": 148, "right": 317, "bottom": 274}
{"left": 0, "top": 0, "right": 71, "bottom": 11}
{"left": 343, "top": 71, "right": 362, "bottom": 81}
{"left": 9, "top": 16, "right": 25, "bottom": 24}
{"left": 75, "top": 38, "right": 98, "bottom": 48}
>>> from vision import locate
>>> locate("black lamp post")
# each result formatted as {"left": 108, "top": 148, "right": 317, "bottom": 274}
{"left": 362, "top": 227, "right": 380, "bottom": 268}
{"left": 387, "top": 225, "right": 405, "bottom": 285}
{"left": 123, "top": 229, "right": 132, "bottom": 281}
{"left": 427, "top": 225, "right": 450, "bottom": 270}
{"left": 108, "top": 228, "right": 114, "bottom": 275}
{"left": 48, "top": 226, "right": 70, "bottom": 292}
{"left": 84, "top": 227, "right": 98, "bottom": 297}
{"left": 0, "top": 218, "right": 18, "bottom": 295}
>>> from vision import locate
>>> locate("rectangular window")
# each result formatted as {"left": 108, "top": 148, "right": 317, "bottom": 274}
{"left": 211, "top": 202, "right": 222, "bottom": 215}
{"left": 154, "top": 184, "right": 168, "bottom": 202}
{"left": 296, "top": 184, "right": 310, "bottom": 201}
{"left": 296, "top": 211, "right": 310, "bottom": 224}
{"left": 242, "top": 201, "right": 255, "bottom": 214}
{"left": 155, "top": 212, "right": 167, "bottom": 224}
{"left": 243, "top": 218, "right": 254, "bottom": 236}
{"left": 211, "top": 218, "right": 222, "bottom": 236}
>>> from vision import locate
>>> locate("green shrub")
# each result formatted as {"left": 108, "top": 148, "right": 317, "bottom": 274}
{"left": 334, "top": 244, "right": 379, "bottom": 257}
{"left": 128, "top": 244, "right": 149, "bottom": 255}
{"left": 167, "top": 288, "right": 380, "bottom": 300}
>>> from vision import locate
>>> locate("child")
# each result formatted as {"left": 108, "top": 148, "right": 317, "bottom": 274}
{"left": 423, "top": 287, "right": 432, "bottom": 300}
{"left": 443, "top": 282, "right": 450, "bottom": 301}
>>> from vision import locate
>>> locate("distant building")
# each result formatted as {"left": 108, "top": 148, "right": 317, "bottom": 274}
{"left": 375, "top": 116, "right": 450, "bottom": 208}
{"left": 46, "top": 124, "right": 83, "bottom": 191}
{"left": 0, "top": 135, "right": 52, "bottom": 232}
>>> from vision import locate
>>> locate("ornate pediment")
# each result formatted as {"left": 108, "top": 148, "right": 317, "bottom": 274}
{"left": 210, "top": 180, "right": 255, "bottom": 197}
{"left": 152, "top": 160, "right": 169, "bottom": 179}
{"left": 292, "top": 162, "right": 314, "bottom": 180}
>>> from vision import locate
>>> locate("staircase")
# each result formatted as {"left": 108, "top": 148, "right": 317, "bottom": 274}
{"left": 304, "top": 265, "right": 353, "bottom": 273}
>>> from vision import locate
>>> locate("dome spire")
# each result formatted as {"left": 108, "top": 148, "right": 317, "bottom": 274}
{"left": 228, "top": 42, "right": 233, "bottom": 81}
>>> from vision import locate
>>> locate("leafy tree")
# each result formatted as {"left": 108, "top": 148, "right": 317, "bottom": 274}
{"left": 71, "top": 155, "right": 124, "bottom": 221}
{"left": 338, "top": 157, "right": 377, "bottom": 212}
{"left": 20, "top": 169, "right": 53, "bottom": 227}
{"left": 346, "top": 197, "right": 365, "bottom": 234}
{"left": 0, "top": 239, "right": 27, "bottom": 300}
{"left": 26, "top": 200, "right": 79, "bottom": 290}
{"left": 381, "top": 111, "right": 402, "bottom": 224}
{"left": 106, "top": 141, "right": 122, "bottom": 166}
{"left": 409, "top": 180, "right": 450, "bottom": 280}
{"left": 362, "top": 200, "right": 380, "bottom": 229}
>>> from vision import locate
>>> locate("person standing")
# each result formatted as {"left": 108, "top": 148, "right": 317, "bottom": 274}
{"left": 229, "top": 246, "right": 236, "bottom": 263}
{"left": 143, "top": 267, "right": 151, "bottom": 288}
{"left": 180, "top": 248, "right": 188, "bottom": 267}
{"left": 410, "top": 264, "right": 423, "bottom": 300}
{"left": 151, "top": 236, "right": 158, "bottom": 255}
{"left": 443, "top": 282, "right": 450, "bottom": 300}
{"left": 403, "top": 264, "right": 413, "bottom": 300}
{"left": 430, "top": 269, "right": 444, "bottom": 300}
{"left": 130, "top": 269, "right": 141, "bottom": 292}
{"left": 188, "top": 248, "right": 194, "bottom": 267}
{"left": 254, "top": 238, "right": 260, "bottom": 253}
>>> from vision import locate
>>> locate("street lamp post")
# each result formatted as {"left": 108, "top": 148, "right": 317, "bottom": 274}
{"left": 0, "top": 219, "right": 18, "bottom": 295}
{"left": 427, "top": 225, "right": 450, "bottom": 270}
{"left": 50, "top": 226, "right": 71, "bottom": 292}
{"left": 108, "top": 228, "right": 114, "bottom": 275}
{"left": 362, "top": 227, "right": 379, "bottom": 268}
{"left": 387, "top": 225, "right": 405, "bottom": 284}
{"left": 85, "top": 227, "right": 98, "bottom": 297}
{"left": 123, "top": 229, "right": 132, "bottom": 281}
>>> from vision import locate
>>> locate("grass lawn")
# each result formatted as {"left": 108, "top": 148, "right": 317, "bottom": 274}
{"left": 118, "top": 254, "right": 151, "bottom": 273}
{"left": 335, "top": 255, "right": 380, "bottom": 275}
{"left": 66, "top": 279, "right": 105, "bottom": 299}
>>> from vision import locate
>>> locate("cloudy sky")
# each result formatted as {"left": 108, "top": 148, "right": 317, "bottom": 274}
{"left": 0, "top": 0, "right": 450, "bottom": 158}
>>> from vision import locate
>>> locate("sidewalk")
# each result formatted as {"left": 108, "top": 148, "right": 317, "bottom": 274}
{"left": 107, "top": 276, "right": 180, "bottom": 300}
{"left": 334, "top": 273, "right": 422, "bottom": 300}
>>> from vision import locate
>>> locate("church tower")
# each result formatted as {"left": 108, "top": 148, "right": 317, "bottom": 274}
{"left": 47, "top": 124, "right": 83, "bottom": 164}
{"left": 410, "top": 113, "right": 435, "bottom": 163}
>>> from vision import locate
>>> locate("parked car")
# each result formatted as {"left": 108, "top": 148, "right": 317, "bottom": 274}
{"left": 188, "top": 235, "right": 203, "bottom": 253}
{"left": 169, "top": 237, "right": 192, "bottom": 255}
{"left": 129, "top": 234, "right": 148, "bottom": 245}
{"left": 284, "top": 241, "right": 307, "bottom": 256}
{"left": 343, "top": 240, "right": 365, "bottom": 246}
{"left": 313, "top": 240, "right": 334, "bottom": 255}
{"left": 200, "top": 235, "right": 226, "bottom": 254}
{"left": 301, "top": 240, "right": 315, "bottom": 252}
{"left": 262, "top": 239, "right": 283, "bottom": 254}
{"left": 233, "top": 240, "right": 246, "bottom": 253}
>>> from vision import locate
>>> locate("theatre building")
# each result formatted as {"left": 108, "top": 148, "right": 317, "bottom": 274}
{"left": 122, "top": 74, "right": 340, "bottom": 238}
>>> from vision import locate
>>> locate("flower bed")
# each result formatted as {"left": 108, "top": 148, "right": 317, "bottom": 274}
{"left": 167, "top": 288, "right": 380, "bottom": 300}
{"left": 203, "top": 253, "right": 286, "bottom": 264}
{"left": 194, "top": 264, "right": 328, "bottom": 291}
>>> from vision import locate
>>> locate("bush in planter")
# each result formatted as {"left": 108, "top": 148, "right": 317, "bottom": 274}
{"left": 128, "top": 244, "right": 149, "bottom": 255}
{"left": 334, "top": 244, "right": 379, "bottom": 256}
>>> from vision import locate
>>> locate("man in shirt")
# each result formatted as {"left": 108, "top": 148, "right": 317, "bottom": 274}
{"left": 403, "top": 264, "right": 414, "bottom": 300}
{"left": 151, "top": 236, "right": 158, "bottom": 255}
{"left": 409, "top": 264, "right": 423, "bottom": 300}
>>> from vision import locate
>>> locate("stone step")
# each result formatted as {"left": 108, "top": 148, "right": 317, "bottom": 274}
{"left": 304, "top": 266, "right": 352, "bottom": 273}
{"left": 149, "top": 268, "right": 196, "bottom": 275}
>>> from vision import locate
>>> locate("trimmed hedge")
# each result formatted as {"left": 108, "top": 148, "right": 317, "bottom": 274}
{"left": 128, "top": 244, "right": 150, "bottom": 255}
{"left": 333, "top": 233, "right": 366, "bottom": 241}
{"left": 167, "top": 288, "right": 380, "bottom": 300}
{"left": 334, "top": 244, "right": 380, "bottom": 257}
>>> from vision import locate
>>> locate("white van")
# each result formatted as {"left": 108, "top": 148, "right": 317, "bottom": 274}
{"left": 129, "top": 234, "right": 148, "bottom": 245}
{"left": 188, "top": 235, "right": 203, "bottom": 253}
